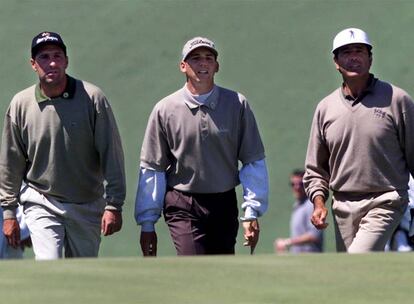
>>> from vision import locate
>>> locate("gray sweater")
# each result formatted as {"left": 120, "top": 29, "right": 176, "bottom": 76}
{"left": 304, "top": 78, "right": 414, "bottom": 203}
{"left": 0, "top": 76, "right": 125, "bottom": 218}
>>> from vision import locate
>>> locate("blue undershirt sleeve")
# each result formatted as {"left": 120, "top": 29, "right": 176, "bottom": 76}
{"left": 239, "top": 158, "right": 269, "bottom": 221}
{"left": 134, "top": 167, "right": 166, "bottom": 232}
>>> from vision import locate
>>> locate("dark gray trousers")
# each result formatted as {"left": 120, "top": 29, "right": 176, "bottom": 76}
{"left": 163, "top": 188, "right": 239, "bottom": 255}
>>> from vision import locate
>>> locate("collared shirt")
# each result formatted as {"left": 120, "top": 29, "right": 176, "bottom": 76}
{"left": 35, "top": 74, "right": 76, "bottom": 102}
{"left": 341, "top": 74, "right": 377, "bottom": 106}
{"left": 186, "top": 85, "right": 214, "bottom": 104}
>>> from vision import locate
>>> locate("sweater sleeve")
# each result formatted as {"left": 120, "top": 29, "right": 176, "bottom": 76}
{"left": 93, "top": 95, "right": 126, "bottom": 211}
{"left": 0, "top": 106, "right": 28, "bottom": 219}
{"left": 399, "top": 94, "right": 414, "bottom": 177}
{"left": 303, "top": 106, "right": 331, "bottom": 203}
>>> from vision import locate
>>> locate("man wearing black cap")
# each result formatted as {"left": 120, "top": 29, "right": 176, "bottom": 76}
{"left": 134, "top": 36, "right": 268, "bottom": 256}
{"left": 0, "top": 31, "right": 126, "bottom": 259}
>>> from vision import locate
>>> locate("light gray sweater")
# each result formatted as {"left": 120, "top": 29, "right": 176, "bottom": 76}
{"left": 304, "top": 78, "right": 414, "bottom": 203}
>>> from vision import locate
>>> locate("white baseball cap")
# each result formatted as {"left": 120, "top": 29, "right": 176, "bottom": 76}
{"left": 181, "top": 36, "right": 218, "bottom": 61}
{"left": 332, "top": 28, "right": 372, "bottom": 53}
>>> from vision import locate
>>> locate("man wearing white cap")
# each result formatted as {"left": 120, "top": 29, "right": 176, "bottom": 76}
{"left": 304, "top": 28, "right": 414, "bottom": 253}
{"left": 135, "top": 36, "right": 268, "bottom": 256}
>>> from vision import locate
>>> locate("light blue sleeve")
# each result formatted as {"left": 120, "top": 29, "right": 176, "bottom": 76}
{"left": 239, "top": 158, "right": 269, "bottom": 221}
{"left": 134, "top": 167, "right": 166, "bottom": 232}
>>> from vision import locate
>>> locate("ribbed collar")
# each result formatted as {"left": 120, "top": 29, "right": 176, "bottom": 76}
{"left": 35, "top": 75, "right": 76, "bottom": 103}
{"left": 181, "top": 84, "right": 219, "bottom": 110}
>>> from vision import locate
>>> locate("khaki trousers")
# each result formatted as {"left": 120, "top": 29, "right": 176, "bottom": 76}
{"left": 332, "top": 190, "right": 408, "bottom": 253}
{"left": 20, "top": 186, "right": 105, "bottom": 260}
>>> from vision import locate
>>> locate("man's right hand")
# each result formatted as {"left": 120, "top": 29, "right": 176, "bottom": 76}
{"left": 311, "top": 195, "right": 329, "bottom": 230}
{"left": 140, "top": 231, "right": 157, "bottom": 257}
{"left": 3, "top": 218, "right": 21, "bottom": 249}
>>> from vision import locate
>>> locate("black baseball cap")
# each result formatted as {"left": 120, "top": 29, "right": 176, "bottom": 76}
{"left": 31, "top": 31, "right": 67, "bottom": 58}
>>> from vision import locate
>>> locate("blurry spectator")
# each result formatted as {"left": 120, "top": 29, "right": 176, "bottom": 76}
{"left": 274, "top": 169, "right": 323, "bottom": 253}
{"left": 386, "top": 176, "right": 414, "bottom": 252}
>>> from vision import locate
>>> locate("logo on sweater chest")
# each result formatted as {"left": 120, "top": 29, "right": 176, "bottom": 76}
{"left": 373, "top": 108, "right": 386, "bottom": 119}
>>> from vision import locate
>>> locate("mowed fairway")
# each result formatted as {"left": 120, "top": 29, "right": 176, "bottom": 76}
{"left": 0, "top": 253, "right": 413, "bottom": 304}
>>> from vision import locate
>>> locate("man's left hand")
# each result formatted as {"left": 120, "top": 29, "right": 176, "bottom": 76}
{"left": 242, "top": 219, "right": 260, "bottom": 254}
{"left": 101, "top": 210, "right": 122, "bottom": 236}
{"left": 3, "top": 218, "right": 21, "bottom": 249}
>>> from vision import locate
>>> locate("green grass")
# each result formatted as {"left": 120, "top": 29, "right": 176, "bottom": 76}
{"left": 1, "top": 253, "right": 413, "bottom": 304}
{"left": 2, "top": 0, "right": 414, "bottom": 256}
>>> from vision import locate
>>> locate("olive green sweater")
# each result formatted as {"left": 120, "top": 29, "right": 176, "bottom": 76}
{"left": 0, "top": 76, "right": 125, "bottom": 219}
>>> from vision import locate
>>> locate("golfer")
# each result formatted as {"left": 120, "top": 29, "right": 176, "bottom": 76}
{"left": 304, "top": 28, "right": 414, "bottom": 253}
{"left": 0, "top": 31, "right": 126, "bottom": 259}
{"left": 135, "top": 36, "right": 268, "bottom": 256}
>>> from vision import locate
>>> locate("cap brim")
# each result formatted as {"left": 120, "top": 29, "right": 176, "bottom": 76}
{"left": 31, "top": 41, "right": 67, "bottom": 58}
{"left": 183, "top": 45, "right": 218, "bottom": 61}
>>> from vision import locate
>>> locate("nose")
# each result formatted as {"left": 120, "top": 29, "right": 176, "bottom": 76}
{"left": 350, "top": 53, "right": 359, "bottom": 60}
{"left": 198, "top": 57, "right": 210, "bottom": 65}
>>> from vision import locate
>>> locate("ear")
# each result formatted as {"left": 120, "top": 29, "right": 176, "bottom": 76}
{"left": 333, "top": 57, "right": 340, "bottom": 71}
{"left": 30, "top": 58, "right": 37, "bottom": 72}
{"left": 65, "top": 56, "right": 69, "bottom": 69}
{"left": 179, "top": 61, "right": 186, "bottom": 73}
{"left": 215, "top": 61, "right": 219, "bottom": 73}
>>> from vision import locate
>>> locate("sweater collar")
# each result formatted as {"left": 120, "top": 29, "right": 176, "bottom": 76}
{"left": 35, "top": 75, "right": 76, "bottom": 103}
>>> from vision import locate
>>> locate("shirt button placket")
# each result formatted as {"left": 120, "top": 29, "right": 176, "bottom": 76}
{"left": 200, "top": 108, "right": 208, "bottom": 140}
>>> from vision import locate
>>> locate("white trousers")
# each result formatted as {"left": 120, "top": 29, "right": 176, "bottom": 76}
{"left": 20, "top": 186, "right": 105, "bottom": 260}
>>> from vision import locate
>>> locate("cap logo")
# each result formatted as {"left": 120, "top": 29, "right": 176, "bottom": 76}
{"left": 189, "top": 39, "right": 214, "bottom": 50}
{"left": 349, "top": 30, "right": 355, "bottom": 39}
{"left": 36, "top": 34, "right": 59, "bottom": 44}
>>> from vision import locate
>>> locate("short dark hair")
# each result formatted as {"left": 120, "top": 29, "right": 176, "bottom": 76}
{"left": 291, "top": 169, "right": 305, "bottom": 177}
{"left": 333, "top": 44, "right": 372, "bottom": 59}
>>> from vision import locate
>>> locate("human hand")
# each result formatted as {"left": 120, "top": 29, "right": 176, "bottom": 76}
{"left": 242, "top": 219, "right": 260, "bottom": 254}
{"left": 274, "top": 238, "right": 291, "bottom": 253}
{"left": 140, "top": 231, "right": 157, "bottom": 257}
{"left": 101, "top": 210, "right": 123, "bottom": 236}
{"left": 3, "top": 218, "right": 21, "bottom": 249}
{"left": 311, "top": 196, "right": 329, "bottom": 230}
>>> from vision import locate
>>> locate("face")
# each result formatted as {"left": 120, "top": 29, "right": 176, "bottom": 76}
{"left": 290, "top": 174, "right": 306, "bottom": 201}
{"left": 180, "top": 47, "right": 219, "bottom": 86}
{"left": 334, "top": 43, "right": 372, "bottom": 78}
{"left": 31, "top": 44, "right": 68, "bottom": 87}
